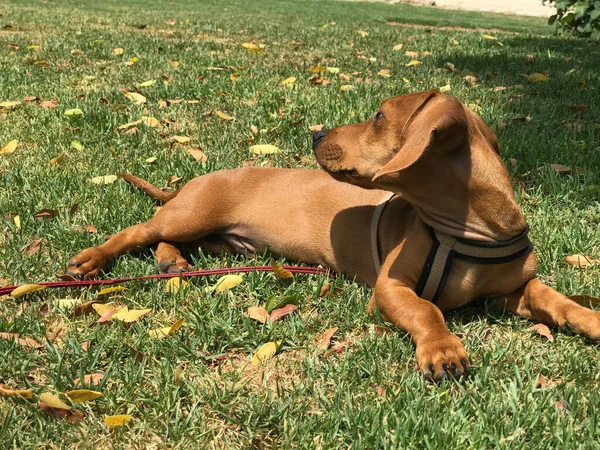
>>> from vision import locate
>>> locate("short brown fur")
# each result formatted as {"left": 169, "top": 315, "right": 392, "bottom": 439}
{"left": 67, "top": 90, "right": 600, "bottom": 380}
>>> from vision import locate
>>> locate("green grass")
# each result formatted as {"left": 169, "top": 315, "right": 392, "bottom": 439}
{"left": 1, "top": 0, "right": 600, "bottom": 448}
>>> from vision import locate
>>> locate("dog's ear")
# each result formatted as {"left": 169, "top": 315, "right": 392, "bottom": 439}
{"left": 372, "top": 95, "right": 468, "bottom": 181}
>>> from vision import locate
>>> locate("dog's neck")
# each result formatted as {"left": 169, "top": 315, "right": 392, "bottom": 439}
{"left": 390, "top": 147, "right": 527, "bottom": 243}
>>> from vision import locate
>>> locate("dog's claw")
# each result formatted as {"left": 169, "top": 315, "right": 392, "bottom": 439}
{"left": 67, "top": 260, "right": 81, "bottom": 268}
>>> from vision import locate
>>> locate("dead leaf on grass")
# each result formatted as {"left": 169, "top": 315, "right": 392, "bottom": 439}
{"left": 565, "top": 254, "right": 596, "bottom": 268}
{"left": 186, "top": 148, "right": 208, "bottom": 162}
{"left": 23, "top": 238, "right": 42, "bottom": 256}
{"left": 529, "top": 323, "right": 554, "bottom": 343}
{"left": 246, "top": 306, "right": 270, "bottom": 324}
{"left": 59, "top": 389, "right": 102, "bottom": 403}
{"left": 252, "top": 341, "right": 279, "bottom": 366}
{"left": 11, "top": 284, "right": 46, "bottom": 298}
{"left": 33, "top": 209, "right": 58, "bottom": 219}
{"left": 104, "top": 414, "right": 132, "bottom": 427}
{"left": 270, "top": 304, "right": 298, "bottom": 322}
{"left": 316, "top": 327, "right": 338, "bottom": 350}
{"left": 73, "top": 373, "right": 105, "bottom": 386}
{"left": 0, "top": 384, "right": 33, "bottom": 398}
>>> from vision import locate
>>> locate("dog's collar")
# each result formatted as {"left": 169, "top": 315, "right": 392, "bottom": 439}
{"left": 371, "top": 194, "right": 534, "bottom": 303}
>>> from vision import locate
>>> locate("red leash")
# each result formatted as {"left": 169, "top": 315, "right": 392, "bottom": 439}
{"left": 0, "top": 265, "right": 332, "bottom": 296}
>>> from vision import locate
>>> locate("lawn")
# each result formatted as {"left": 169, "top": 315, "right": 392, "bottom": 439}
{"left": 1, "top": 0, "right": 600, "bottom": 448}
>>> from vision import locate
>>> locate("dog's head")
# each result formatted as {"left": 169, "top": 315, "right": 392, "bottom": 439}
{"left": 312, "top": 90, "right": 499, "bottom": 191}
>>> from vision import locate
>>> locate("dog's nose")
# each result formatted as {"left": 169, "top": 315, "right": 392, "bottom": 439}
{"left": 312, "top": 129, "right": 328, "bottom": 146}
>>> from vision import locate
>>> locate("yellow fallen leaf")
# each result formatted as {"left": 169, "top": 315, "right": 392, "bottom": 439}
{"left": 0, "top": 139, "right": 17, "bottom": 155}
{"left": 208, "top": 274, "right": 243, "bottom": 293}
{"left": 252, "top": 341, "right": 278, "bottom": 366}
{"left": 11, "top": 284, "right": 46, "bottom": 298}
{"left": 439, "top": 84, "right": 451, "bottom": 93}
{"left": 13, "top": 215, "right": 21, "bottom": 230}
{"left": 64, "top": 108, "right": 83, "bottom": 117}
{"left": 0, "top": 384, "right": 33, "bottom": 398}
{"left": 216, "top": 110, "right": 234, "bottom": 120}
{"left": 357, "top": 29, "right": 368, "bottom": 37}
{"left": 39, "top": 392, "right": 71, "bottom": 410}
{"left": 0, "top": 101, "right": 21, "bottom": 109}
{"left": 113, "top": 307, "right": 151, "bottom": 323}
{"left": 377, "top": 69, "right": 390, "bottom": 78}
{"left": 92, "top": 303, "right": 119, "bottom": 317}
{"left": 280, "top": 76, "right": 296, "bottom": 88}
{"left": 59, "top": 389, "right": 102, "bottom": 403}
{"left": 170, "top": 135, "right": 191, "bottom": 144}
{"left": 405, "top": 51, "right": 419, "bottom": 57}
{"left": 56, "top": 298, "right": 83, "bottom": 309}
{"left": 117, "top": 120, "right": 142, "bottom": 130}
{"left": 167, "top": 175, "right": 182, "bottom": 185}
{"left": 270, "top": 259, "right": 293, "bottom": 279}
{"left": 97, "top": 286, "right": 128, "bottom": 296}
{"left": 112, "top": 48, "right": 124, "bottom": 55}
{"left": 174, "top": 368, "right": 184, "bottom": 385}
{"left": 90, "top": 175, "right": 118, "bottom": 185}
{"left": 326, "top": 67, "right": 339, "bottom": 74}
{"left": 249, "top": 144, "right": 279, "bottom": 155}
{"left": 522, "top": 73, "right": 549, "bottom": 83}
{"left": 148, "top": 318, "right": 185, "bottom": 339}
{"left": 141, "top": 116, "right": 160, "bottom": 127}
{"left": 165, "top": 277, "right": 188, "bottom": 293}
{"left": 392, "top": 44, "right": 404, "bottom": 51}
{"left": 138, "top": 79, "right": 156, "bottom": 87}
{"left": 242, "top": 42, "right": 263, "bottom": 54}
{"left": 340, "top": 85, "right": 355, "bottom": 92}
{"left": 230, "top": 72, "right": 240, "bottom": 82}
{"left": 104, "top": 415, "right": 132, "bottom": 427}
{"left": 406, "top": 60, "right": 422, "bottom": 67}
{"left": 246, "top": 306, "right": 270, "bottom": 324}
{"left": 123, "top": 92, "right": 146, "bottom": 104}
{"left": 468, "top": 103, "right": 483, "bottom": 112}
{"left": 145, "top": 156, "right": 157, "bottom": 163}
{"left": 482, "top": 34, "right": 497, "bottom": 40}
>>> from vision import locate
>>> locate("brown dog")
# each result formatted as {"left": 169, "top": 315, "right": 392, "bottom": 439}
{"left": 66, "top": 90, "right": 600, "bottom": 380}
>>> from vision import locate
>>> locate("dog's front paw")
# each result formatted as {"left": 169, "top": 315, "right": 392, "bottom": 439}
{"left": 416, "top": 333, "right": 471, "bottom": 381}
{"left": 66, "top": 247, "right": 108, "bottom": 280}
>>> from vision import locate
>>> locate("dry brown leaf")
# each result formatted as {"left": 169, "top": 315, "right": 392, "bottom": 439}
{"left": 39, "top": 401, "right": 84, "bottom": 424}
{"left": 309, "top": 124, "right": 324, "bottom": 132}
{"left": 565, "top": 104, "right": 588, "bottom": 112}
{"left": 536, "top": 374, "right": 548, "bottom": 388}
{"left": 530, "top": 323, "right": 554, "bottom": 343}
{"left": 550, "top": 164, "right": 571, "bottom": 174}
{"left": 40, "top": 99, "right": 58, "bottom": 108}
{"left": 23, "top": 238, "right": 43, "bottom": 256}
{"left": 376, "top": 385, "right": 387, "bottom": 398}
{"left": 319, "top": 283, "right": 341, "bottom": 297}
{"left": 270, "top": 304, "right": 298, "bottom": 322}
{"left": 69, "top": 300, "right": 101, "bottom": 318}
{"left": 74, "top": 373, "right": 105, "bottom": 386}
{"left": 186, "top": 148, "right": 208, "bottom": 162}
{"left": 33, "top": 209, "right": 58, "bottom": 219}
{"left": 0, "top": 383, "right": 33, "bottom": 398}
{"left": 316, "top": 327, "right": 338, "bottom": 350}
{"left": 565, "top": 254, "right": 596, "bottom": 268}
{"left": 247, "top": 306, "right": 270, "bottom": 324}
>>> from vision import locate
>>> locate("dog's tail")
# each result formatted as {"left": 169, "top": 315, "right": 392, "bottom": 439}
{"left": 121, "top": 173, "right": 181, "bottom": 203}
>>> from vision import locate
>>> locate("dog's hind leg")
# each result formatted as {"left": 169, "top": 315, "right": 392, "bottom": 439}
{"left": 493, "top": 278, "right": 600, "bottom": 341}
{"left": 155, "top": 241, "right": 193, "bottom": 274}
{"left": 66, "top": 175, "right": 234, "bottom": 279}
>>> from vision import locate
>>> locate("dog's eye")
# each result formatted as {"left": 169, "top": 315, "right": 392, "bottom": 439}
{"left": 374, "top": 111, "right": 384, "bottom": 121}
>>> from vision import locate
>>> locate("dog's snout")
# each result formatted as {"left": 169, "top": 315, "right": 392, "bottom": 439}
{"left": 312, "top": 129, "right": 328, "bottom": 146}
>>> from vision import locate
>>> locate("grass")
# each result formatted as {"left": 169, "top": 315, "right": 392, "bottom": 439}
{"left": 1, "top": 0, "right": 600, "bottom": 448}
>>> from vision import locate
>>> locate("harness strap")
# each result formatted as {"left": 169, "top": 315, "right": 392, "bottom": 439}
{"left": 371, "top": 195, "right": 534, "bottom": 303}
{"left": 371, "top": 192, "right": 396, "bottom": 276}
